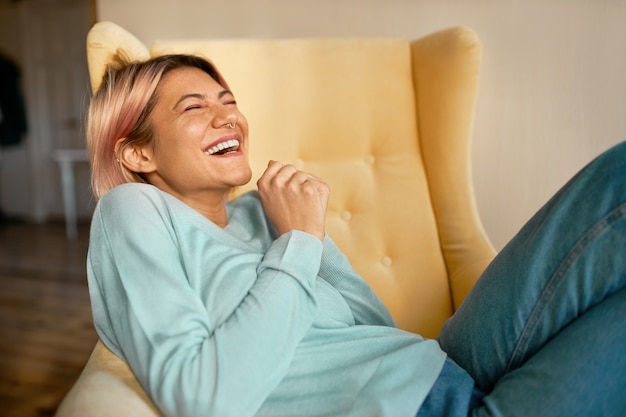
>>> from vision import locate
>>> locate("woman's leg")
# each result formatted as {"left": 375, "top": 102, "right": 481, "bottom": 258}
{"left": 438, "top": 141, "right": 626, "bottom": 397}
{"left": 476, "top": 286, "right": 626, "bottom": 417}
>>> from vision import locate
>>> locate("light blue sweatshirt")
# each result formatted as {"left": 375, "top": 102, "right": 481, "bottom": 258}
{"left": 87, "top": 183, "right": 446, "bottom": 417}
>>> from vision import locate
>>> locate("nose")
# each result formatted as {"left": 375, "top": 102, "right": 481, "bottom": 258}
{"left": 213, "top": 106, "right": 238, "bottom": 129}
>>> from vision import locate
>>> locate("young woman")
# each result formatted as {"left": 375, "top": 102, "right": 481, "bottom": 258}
{"left": 86, "top": 54, "right": 626, "bottom": 417}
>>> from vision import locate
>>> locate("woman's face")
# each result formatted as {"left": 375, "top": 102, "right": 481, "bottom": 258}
{"left": 143, "top": 66, "right": 252, "bottom": 205}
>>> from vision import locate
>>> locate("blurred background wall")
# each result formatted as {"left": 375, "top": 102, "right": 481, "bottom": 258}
{"left": 2, "top": 0, "right": 625, "bottom": 250}
{"left": 0, "top": 0, "right": 92, "bottom": 227}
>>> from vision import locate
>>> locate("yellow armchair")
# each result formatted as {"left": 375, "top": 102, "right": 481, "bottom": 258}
{"left": 55, "top": 21, "right": 495, "bottom": 417}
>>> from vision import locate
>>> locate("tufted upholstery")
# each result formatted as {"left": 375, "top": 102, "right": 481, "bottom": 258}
{"left": 55, "top": 22, "right": 496, "bottom": 417}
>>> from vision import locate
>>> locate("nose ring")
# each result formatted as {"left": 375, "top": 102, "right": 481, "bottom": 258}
{"left": 227, "top": 122, "right": 236, "bottom": 129}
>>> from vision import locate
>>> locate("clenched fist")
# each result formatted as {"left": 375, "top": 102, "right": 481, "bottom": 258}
{"left": 257, "top": 161, "right": 330, "bottom": 241}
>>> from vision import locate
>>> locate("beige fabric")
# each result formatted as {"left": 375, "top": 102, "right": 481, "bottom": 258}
{"left": 55, "top": 341, "right": 160, "bottom": 416}
{"left": 56, "top": 21, "right": 495, "bottom": 417}
{"left": 86, "top": 22, "right": 150, "bottom": 93}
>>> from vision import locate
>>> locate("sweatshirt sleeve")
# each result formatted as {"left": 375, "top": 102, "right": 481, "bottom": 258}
{"left": 317, "top": 236, "right": 396, "bottom": 328}
{"left": 87, "top": 186, "right": 322, "bottom": 417}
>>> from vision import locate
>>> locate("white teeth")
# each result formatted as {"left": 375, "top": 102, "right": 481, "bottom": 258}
{"left": 205, "top": 139, "right": 240, "bottom": 155}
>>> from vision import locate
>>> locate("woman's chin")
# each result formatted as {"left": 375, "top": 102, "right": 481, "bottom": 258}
{"left": 234, "top": 167, "right": 253, "bottom": 187}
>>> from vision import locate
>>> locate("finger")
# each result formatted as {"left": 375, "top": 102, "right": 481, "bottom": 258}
{"left": 264, "top": 160, "right": 284, "bottom": 176}
{"left": 271, "top": 164, "right": 299, "bottom": 186}
{"left": 289, "top": 170, "right": 311, "bottom": 186}
{"left": 303, "top": 172, "right": 323, "bottom": 181}
{"left": 257, "top": 160, "right": 284, "bottom": 187}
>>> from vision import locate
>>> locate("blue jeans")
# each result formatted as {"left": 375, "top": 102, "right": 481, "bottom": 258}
{"left": 429, "top": 141, "right": 626, "bottom": 416}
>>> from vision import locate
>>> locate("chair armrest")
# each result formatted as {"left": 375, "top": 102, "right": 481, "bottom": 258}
{"left": 55, "top": 341, "right": 161, "bottom": 417}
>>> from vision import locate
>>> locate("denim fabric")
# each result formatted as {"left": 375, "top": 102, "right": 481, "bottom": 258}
{"left": 437, "top": 141, "right": 626, "bottom": 417}
{"left": 416, "top": 358, "right": 482, "bottom": 417}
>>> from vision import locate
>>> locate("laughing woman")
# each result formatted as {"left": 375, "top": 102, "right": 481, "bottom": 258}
{"left": 86, "top": 54, "right": 626, "bottom": 417}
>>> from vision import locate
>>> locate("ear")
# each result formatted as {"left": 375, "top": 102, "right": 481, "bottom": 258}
{"left": 116, "top": 139, "right": 156, "bottom": 174}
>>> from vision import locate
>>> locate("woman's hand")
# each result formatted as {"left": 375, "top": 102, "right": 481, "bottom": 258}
{"left": 257, "top": 160, "right": 330, "bottom": 241}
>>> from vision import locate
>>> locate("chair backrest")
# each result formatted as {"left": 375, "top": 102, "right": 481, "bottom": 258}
{"left": 87, "top": 22, "right": 495, "bottom": 338}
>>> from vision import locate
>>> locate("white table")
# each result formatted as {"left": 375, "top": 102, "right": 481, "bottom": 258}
{"left": 52, "top": 149, "right": 89, "bottom": 239}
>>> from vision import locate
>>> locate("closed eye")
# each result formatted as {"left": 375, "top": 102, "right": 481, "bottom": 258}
{"left": 219, "top": 90, "right": 237, "bottom": 106}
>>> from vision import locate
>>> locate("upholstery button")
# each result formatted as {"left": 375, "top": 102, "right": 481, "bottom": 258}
{"left": 381, "top": 256, "right": 392, "bottom": 267}
{"left": 340, "top": 211, "right": 351, "bottom": 221}
{"left": 365, "top": 155, "right": 375, "bottom": 165}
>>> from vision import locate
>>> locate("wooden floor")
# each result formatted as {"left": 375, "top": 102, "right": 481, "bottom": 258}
{"left": 0, "top": 220, "right": 97, "bottom": 417}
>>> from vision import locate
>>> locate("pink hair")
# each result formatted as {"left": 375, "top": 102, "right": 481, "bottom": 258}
{"left": 86, "top": 54, "right": 226, "bottom": 200}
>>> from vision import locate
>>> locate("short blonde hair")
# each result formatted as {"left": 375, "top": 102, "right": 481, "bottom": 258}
{"left": 86, "top": 54, "right": 224, "bottom": 200}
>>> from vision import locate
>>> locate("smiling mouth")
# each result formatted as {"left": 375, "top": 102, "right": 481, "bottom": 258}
{"left": 204, "top": 139, "right": 240, "bottom": 156}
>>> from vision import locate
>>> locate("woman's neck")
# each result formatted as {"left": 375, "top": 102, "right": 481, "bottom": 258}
{"left": 165, "top": 188, "right": 231, "bottom": 227}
